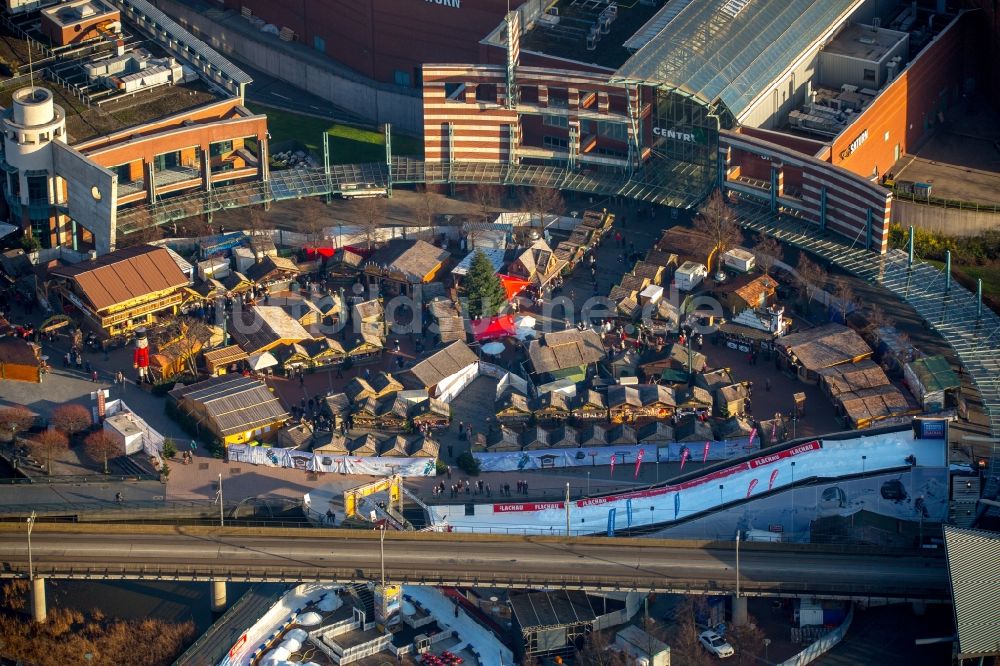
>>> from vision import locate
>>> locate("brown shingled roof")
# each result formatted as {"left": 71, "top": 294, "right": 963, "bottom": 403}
{"left": 51, "top": 244, "right": 187, "bottom": 311}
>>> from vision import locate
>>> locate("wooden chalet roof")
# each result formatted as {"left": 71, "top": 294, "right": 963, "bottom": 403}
{"left": 638, "top": 421, "right": 674, "bottom": 443}
{"left": 608, "top": 385, "right": 642, "bottom": 408}
{"left": 331, "top": 248, "right": 364, "bottom": 268}
{"left": 321, "top": 393, "right": 351, "bottom": 417}
{"left": 496, "top": 390, "right": 531, "bottom": 413}
{"left": 312, "top": 432, "right": 350, "bottom": 454}
{"left": 717, "top": 383, "right": 750, "bottom": 404}
{"left": 303, "top": 337, "right": 345, "bottom": 358}
{"left": 353, "top": 299, "right": 384, "bottom": 322}
{"left": 0, "top": 337, "right": 38, "bottom": 366}
{"left": 409, "top": 398, "right": 450, "bottom": 420}
{"left": 528, "top": 328, "right": 605, "bottom": 374}
{"left": 230, "top": 306, "right": 313, "bottom": 354}
{"left": 202, "top": 344, "right": 248, "bottom": 367}
{"left": 350, "top": 433, "right": 380, "bottom": 456}
{"left": 531, "top": 391, "right": 571, "bottom": 412}
{"left": 606, "top": 424, "right": 636, "bottom": 445}
{"left": 379, "top": 435, "right": 411, "bottom": 457}
{"left": 644, "top": 249, "right": 678, "bottom": 269}
{"left": 668, "top": 343, "right": 708, "bottom": 372}
{"left": 631, "top": 261, "right": 664, "bottom": 283}
{"left": 398, "top": 340, "right": 477, "bottom": 389}
{"left": 733, "top": 275, "right": 778, "bottom": 307}
{"left": 579, "top": 423, "right": 611, "bottom": 446}
{"left": 837, "top": 384, "right": 911, "bottom": 424}
{"left": 245, "top": 255, "right": 300, "bottom": 283}
{"left": 277, "top": 422, "right": 314, "bottom": 449}
{"left": 638, "top": 384, "right": 676, "bottom": 407}
{"left": 777, "top": 323, "right": 873, "bottom": 371}
{"left": 170, "top": 375, "right": 288, "bottom": 436}
{"left": 619, "top": 274, "right": 649, "bottom": 293}
{"left": 364, "top": 239, "right": 448, "bottom": 282}
{"left": 370, "top": 372, "right": 404, "bottom": 396}
{"left": 714, "top": 416, "right": 754, "bottom": 440}
{"left": 50, "top": 244, "right": 187, "bottom": 312}
{"left": 696, "top": 368, "right": 735, "bottom": 392}
{"left": 408, "top": 436, "right": 440, "bottom": 457}
{"left": 818, "top": 360, "right": 891, "bottom": 396}
{"left": 345, "top": 377, "right": 376, "bottom": 403}
{"left": 573, "top": 389, "right": 607, "bottom": 410}
{"left": 549, "top": 424, "right": 578, "bottom": 448}
{"left": 675, "top": 416, "right": 714, "bottom": 442}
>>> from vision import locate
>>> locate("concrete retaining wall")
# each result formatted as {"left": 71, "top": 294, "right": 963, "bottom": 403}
{"left": 892, "top": 198, "right": 1000, "bottom": 236}
{"left": 152, "top": 0, "right": 421, "bottom": 133}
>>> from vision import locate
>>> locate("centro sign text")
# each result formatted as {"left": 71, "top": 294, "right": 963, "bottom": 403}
{"left": 653, "top": 127, "right": 696, "bottom": 142}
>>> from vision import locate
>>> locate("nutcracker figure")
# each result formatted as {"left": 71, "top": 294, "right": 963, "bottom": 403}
{"left": 133, "top": 327, "right": 150, "bottom": 383}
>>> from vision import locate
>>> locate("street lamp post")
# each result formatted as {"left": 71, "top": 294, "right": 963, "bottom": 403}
{"left": 764, "top": 638, "right": 771, "bottom": 662}
{"left": 735, "top": 529, "right": 741, "bottom": 598}
{"left": 862, "top": 455, "right": 867, "bottom": 475}
{"left": 27, "top": 510, "right": 36, "bottom": 581}
{"left": 650, "top": 505, "right": 654, "bottom": 526}
{"left": 565, "top": 483, "right": 571, "bottom": 536}
{"left": 379, "top": 523, "right": 386, "bottom": 589}
{"left": 217, "top": 473, "right": 224, "bottom": 528}
{"left": 587, "top": 472, "right": 591, "bottom": 496}
{"left": 719, "top": 484, "right": 724, "bottom": 507}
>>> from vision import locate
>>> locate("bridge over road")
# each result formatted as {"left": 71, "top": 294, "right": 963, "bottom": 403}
{"left": 0, "top": 524, "right": 947, "bottom": 604}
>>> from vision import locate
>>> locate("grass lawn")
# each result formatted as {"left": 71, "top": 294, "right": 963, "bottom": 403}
{"left": 248, "top": 103, "right": 422, "bottom": 163}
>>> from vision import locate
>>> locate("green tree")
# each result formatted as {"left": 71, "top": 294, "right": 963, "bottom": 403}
{"left": 464, "top": 250, "right": 507, "bottom": 320}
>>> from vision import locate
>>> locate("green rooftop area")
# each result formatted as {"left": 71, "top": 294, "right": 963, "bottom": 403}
{"left": 248, "top": 103, "right": 423, "bottom": 164}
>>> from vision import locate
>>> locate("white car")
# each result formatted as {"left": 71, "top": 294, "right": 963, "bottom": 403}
{"left": 699, "top": 630, "right": 735, "bottom": 658}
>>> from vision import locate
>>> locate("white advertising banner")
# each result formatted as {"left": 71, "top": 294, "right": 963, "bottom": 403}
{"left": 227, "top": 444, "right": 437, "bottom": 477}
{"left": 473, "top": 438, "right": 755, "bottom": 472}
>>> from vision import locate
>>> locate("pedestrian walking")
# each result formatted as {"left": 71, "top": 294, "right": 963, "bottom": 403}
{"left": 91, "top": 370, "right": 98, "bottom": 382}
{"left": 522, "top": 480, "right": 528, "bottom": 494}
{"left": 446, "top": 465, "right": 452, "bottom": 479}
{"left": 447, "top": 444, "right": 454, "bottom": 458}
{"left": 765, "top": 378, "right": 771, "bottom": 391}
{"left": 458, "top": 420, "right": 465, "bottom": 440}
{"left": 465, "top": 423, "right": 472, "bottom": 441}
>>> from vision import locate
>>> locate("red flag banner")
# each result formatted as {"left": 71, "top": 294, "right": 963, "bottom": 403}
{"left": 634, "top": 449, "right": 645, "bottom": 480}
{"left": 610, "top": 454, "right": 616, "bottom": 478}
{"left": 679, "top": 447, "right": 690, "bottom": 471}
{"left": 747, "top": 427, "right": 758, "bottom": 449}
{"left": 746, "top": 478, "right": 759, "bottom": 498}
{"left": 768, "top": 468, "right": 779, "bottom": 491}
{"left": 702, "top": 441, "right": 710, "bottom": 463}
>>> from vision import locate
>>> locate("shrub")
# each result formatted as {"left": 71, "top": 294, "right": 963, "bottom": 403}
{"left": 162, "top": 439, "right": 178, "bottom": 459}
{"left": 435, "top": 459, "right": 448, "bottom": 475}
{"left": 456, "top": 451, "right": 480, "bottom": 476}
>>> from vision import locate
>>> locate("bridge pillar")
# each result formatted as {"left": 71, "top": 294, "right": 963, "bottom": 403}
{"left": 31, "top": 577, "right": 46, "bottom": 623}
{"left": 731, "top": 595, "right": 748, "bottom": 626}
{"left": 210, "top": 580, "right": 227, "bottom": 613}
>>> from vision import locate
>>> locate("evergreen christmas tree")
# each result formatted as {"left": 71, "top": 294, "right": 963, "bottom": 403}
{"left": 464, "top": 250, "right": 507, "bottom": 320}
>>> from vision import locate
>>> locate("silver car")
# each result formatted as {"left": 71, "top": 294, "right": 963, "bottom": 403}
{"left": 699, "top": 630, "right": 735, "bottom": 658}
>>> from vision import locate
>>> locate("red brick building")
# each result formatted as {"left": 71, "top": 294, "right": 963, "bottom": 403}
{"left": 225, "top": 0, "right": 527, "bottom": 88}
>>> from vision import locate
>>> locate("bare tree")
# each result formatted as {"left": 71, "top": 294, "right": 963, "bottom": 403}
{"left": 179, "top": 317, "right": 215, "bottom": 376}
{"left": 357, "top": 195, "right": 386, "bottom": 249}
{"left": 417, "top": 189, "right": 439, "bottom": 239}
{"left": 50, "top": 404, "right": 92, "bottom": 439}
{"left": 693, "top": 189, "right": 742, "bottom": 276}
{"left": 0, "top": 405, "right": 35, "bottom": 443}
{"left": 84, "top": 430, "right": 119, "bottom": 474}
{"left": 298, "top": 197, "right": 330, "bottom": 246}
{"left": 833, "top": 277, "right": 858, "bottom": 324}
{"left": 473, "top": 184, "right": 504, "bottom": 223}
{"left": 28, "top": 430, "right": 69, "bottom": 475}
{"left": 726, "top": 616, "right": 766, "bottom": 666}
{"left": 519, "top": 186, "right": 564, "bottom": 226}
{"left": 664, "top": 597, "right": 714, "bottom": 666}
{"left": 575, "top": 628, "right": 630, "bottom": 666}
{"left": 795, "top": 253, "right": 824, "bottom": 306}
{"left": 753, "top": 235, "right": 783, "bottom": 276}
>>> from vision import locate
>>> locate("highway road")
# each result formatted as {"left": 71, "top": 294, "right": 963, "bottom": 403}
{"left": 0, "top": 525, "right": 947, "bottom": 602}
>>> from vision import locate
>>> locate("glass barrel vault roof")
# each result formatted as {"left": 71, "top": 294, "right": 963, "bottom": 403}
{"left": 612, "top": 0, "right": 860, "bottom": 119}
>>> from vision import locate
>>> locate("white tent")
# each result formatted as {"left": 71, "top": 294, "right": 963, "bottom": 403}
{"left": 248, "top": 351, "right": 278, "bottom": 371}
{"left": 514, "top": 315, "right": 537, "bottom": 340}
